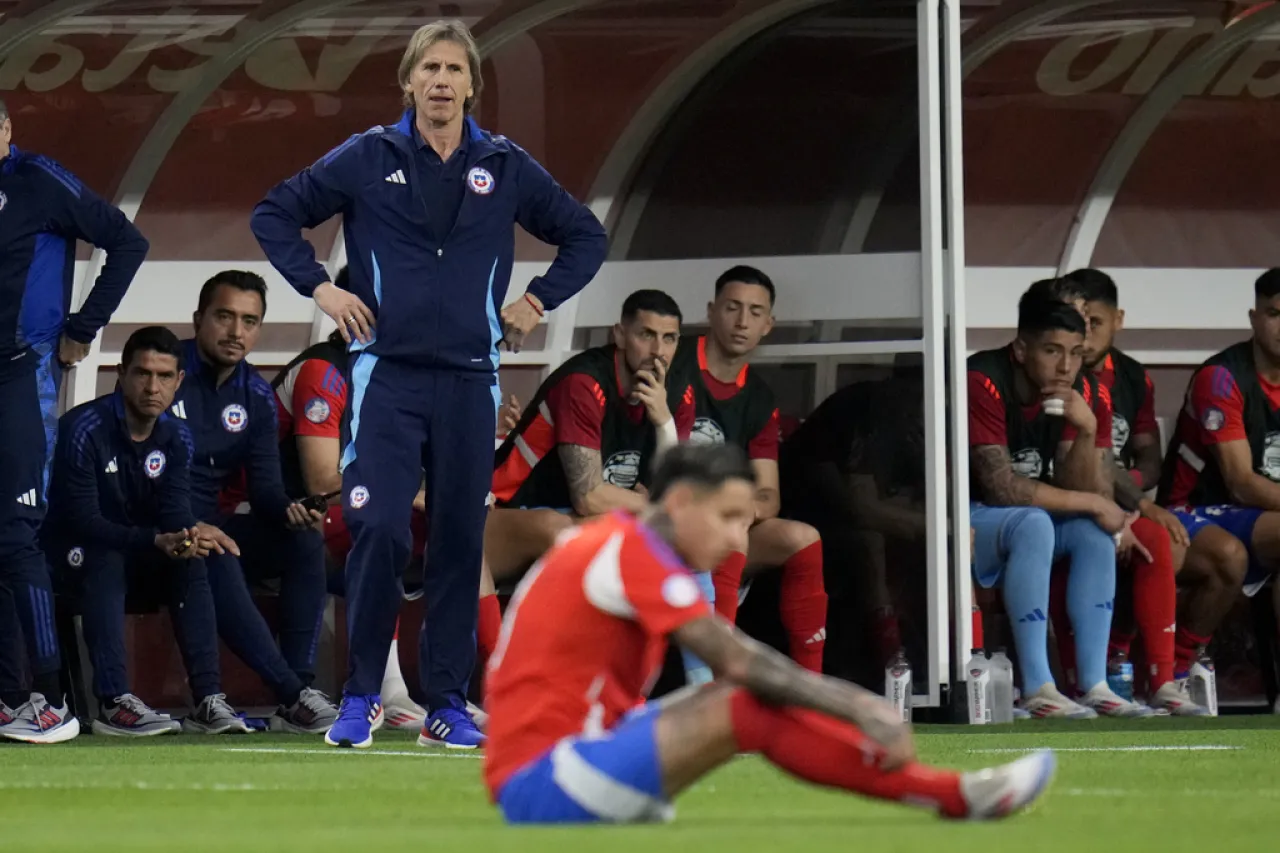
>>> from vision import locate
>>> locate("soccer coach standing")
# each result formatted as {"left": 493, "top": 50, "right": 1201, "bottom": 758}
{"left": 0, "top": 99, "right": 148, "bottom": 740}
{"left": 251, "top": 20, "right": 607, "bottom": 749}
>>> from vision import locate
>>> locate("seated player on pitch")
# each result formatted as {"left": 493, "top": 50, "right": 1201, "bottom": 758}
{"left": 969, "top": 286, "right": 1149, "bottom": 718}
{"left": 483, "top": 443, "right": 1055, "bottom": 825}
{"left": 1063, "top": 268, "right": 1209, "bottom": 714}
{"left": 486, "top": 288, "right": 695, "bottom": 585}
{"left": 669, "top": 266, "right": 826, "bottom": 684}
{"left": 1158, "top": 268, "right": 1280, "bottom": 669}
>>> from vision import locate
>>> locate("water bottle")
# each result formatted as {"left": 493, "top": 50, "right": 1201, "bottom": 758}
{"left": 1107, "top": 651, "right": 1135, "bottom": 702}
{"left": 966, "top": 648, "right": 991, "bottom": 725}
{"left": 989, "top": 648, "right": 1015, "bottom": 724}
{"left": 884, "top": 648, "right": 912, "bottom": 722}
{"left": 1188, "top": 647, "right": 1218, "bottom": 717}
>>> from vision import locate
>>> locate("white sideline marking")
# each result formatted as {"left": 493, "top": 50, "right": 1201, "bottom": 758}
{"left": 221, "top": 746, "right": 481, "bottom": 759}
{"left": 1061, "top": 788, "right": 1280, "bottom": 798}
{"left": 0, "top": 780, "right": 273, "bottom": 792}
{"left": 969, "top": 745, "right": 1241, "bottom": 754}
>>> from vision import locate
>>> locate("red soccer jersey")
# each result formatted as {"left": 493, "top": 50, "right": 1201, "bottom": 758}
{"left": 483, "top": 512, "right": 711, "bottom": 797}
{"left": 698, "top": 368, "right": 780, "bottom": 461}
{"left": 1094, "top": 354, "right": 1158, "bottom": 438}
{"left": 967, "top": 371, "right": 1112, "bottom": 451}
{"left": 277, "top": 357, "right": 346, "bottom": 441}
{"left": 1162, "top": 364, "right": 1280, "bottom": 505}
{"left": 544, "top": 371, "right": 696, "bottom": 451}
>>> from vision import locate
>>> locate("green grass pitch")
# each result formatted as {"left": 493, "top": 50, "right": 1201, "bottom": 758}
{"left": 3, "top": 717, "right": 1278, "bottom": 852}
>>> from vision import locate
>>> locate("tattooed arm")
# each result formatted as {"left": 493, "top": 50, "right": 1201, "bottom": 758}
{"left": 558, "top": 444, "right": 648, "bottom": 518}
{"left": 971, "top": 444, "right": 1106, "bottom": 516}
{"left": 1108, "top": 450, "right": 1147, "bottom": 510}
{"left": 673, "top": 616, "right": 915, "bottom": 768}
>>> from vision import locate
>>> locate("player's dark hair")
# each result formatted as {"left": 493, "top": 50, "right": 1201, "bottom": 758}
{"left": 715, "top": 265, "right": 776, "bottom": 306}
{"left": 1064, "top": 267, "right": 1118, "bottom": 307}
{"left": 197, "top": 270, "right": 268, "bottom": 316}
{"left": 122, "top": 326, "right": 183, "bottom": 370}
{"left": 1256, "top": 269, "right": 1280, "bottom": 300}
{"left": 621, "top": 289, "right": 682, "bottom": 324}
{"left": 1018, "top": 293, "right": 1085, "bottom": 339}
{"left": 1019, "top": 277, "right": 1086, "bottom": 313}
{"left": 649, "top": 443, "right": 756, "bottom": 501}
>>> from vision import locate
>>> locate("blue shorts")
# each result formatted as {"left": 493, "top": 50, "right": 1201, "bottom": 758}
{"left": 496, "top": 704, "right": 673, "bottom": 825}
{"left": 1171, "top": 505, "right": 1273, "bottom": 596}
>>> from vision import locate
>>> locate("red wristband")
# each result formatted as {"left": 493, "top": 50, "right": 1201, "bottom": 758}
{"left": 524, "top": 293, "right": 544, "bottom": 316}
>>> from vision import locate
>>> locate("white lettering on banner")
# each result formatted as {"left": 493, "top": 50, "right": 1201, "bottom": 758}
{"left": 1034, "top": 19, "right": 1280, "bottom": 99}
{"left": 1036, "top": 29, "right": 1154, "bottom": 96}
{"left": 0, "top": 16, "right": 402, "bottom": 95}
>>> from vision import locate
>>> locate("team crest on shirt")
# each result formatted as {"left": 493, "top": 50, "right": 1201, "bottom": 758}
{"left": 690, "top": 417, "right": 726, "bottom": 446}
{"left": 466, "top": 166, "right": 494, "bottom": 195}
{"left": 1201, "top": 406, "right": 1225, "bottom": 432}
{"left": 662, "top": 574, "right": 701, "bottom": 609}
{"left": 143, "top": 450, "right": 166, "bottom": 479}
{"left": 1010, "top": 448, "right": 1043, "bottom": 480}
{"left": 221, "top": 404, "right": 248, "bottom": 433}
{"left": 66, "top": 547, "right": 83, "bottom": 568}
{"left": 304, "top": 397, "right": 331, "bottom": 424}
{"left": 602, "top": 450, "right": 641, "bottom": 490}
{"left": 1111, "top": 413, "right": 1131, "bottom": 459}
{"left": 1262, "top": 433, "right": 1280, "bottom": 482}
{"left": 349, "top": 485, "right": 370, "bottom": 509}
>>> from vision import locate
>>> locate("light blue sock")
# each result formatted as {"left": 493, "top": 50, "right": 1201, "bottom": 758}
{"left": 995, "top": 509, "right": 1056, "bottom": 693}
{"left": 1056, "top": 517, "right": 1117, "bottom": 691}
{"left": 681, "top": 571, "right": 718, "bottom": 685}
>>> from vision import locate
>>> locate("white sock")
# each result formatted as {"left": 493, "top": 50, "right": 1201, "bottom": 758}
{"left": 381, "top": 638, "right": 406, "bottom": 696}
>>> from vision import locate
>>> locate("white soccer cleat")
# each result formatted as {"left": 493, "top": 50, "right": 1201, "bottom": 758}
{"left": 1021, "top": 684, "right": 1097, "bottom": 719}
{"left": 959, "top": 749, "right": 1056, "bottom": 820}
{"left": 1151, "top": 680, "right": 1211, "bottom": 717}
{"left": 381, "top": 692, "right": 427, "bottom": 731}
{"left": 1079, "top": 682, "right": 1156, "bottom": 718}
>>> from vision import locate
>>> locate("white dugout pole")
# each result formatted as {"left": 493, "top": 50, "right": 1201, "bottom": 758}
{"left": 918, "top": 0, "right": 949, "bottom": 709}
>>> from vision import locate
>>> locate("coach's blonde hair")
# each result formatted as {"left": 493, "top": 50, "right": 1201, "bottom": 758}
{"left": 398, "top": 20, "right": 483, "bottom": 113}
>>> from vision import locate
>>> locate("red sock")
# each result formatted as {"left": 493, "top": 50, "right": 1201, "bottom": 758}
{"left": 477, "top": 595, "right": 501, "bottom": 667}
{"left": 712, "top": 552, "right": 747, "bottom": 624}
{"left": 1048, "top": 563, "right": 1077, "bottom": 693}
{"left": 1107, "top": 630, "right": 1135, "bottom": 659}
{"left": 1127, "top": 517, "right": 1177, "bottom": 690}
{"left": 729, "top": 689, "right": 966, "bottom": 817}
{"left": 780, "top": 542, "right": 828, "bottom": 673}
{"left": 1175, "top": 627, "right": 1211, "bottom": 675}
{"left": 873, "top": 606, "right": 902, "bottom": 669}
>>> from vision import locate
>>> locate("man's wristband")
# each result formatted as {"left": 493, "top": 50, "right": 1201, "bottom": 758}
{"left": 524, "top": 293, "right": 544, "bottom": 316}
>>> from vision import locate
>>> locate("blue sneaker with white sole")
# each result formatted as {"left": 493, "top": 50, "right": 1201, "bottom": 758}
{"left": 417, "top": 707, "right": 486, "bottom": 750}
{"left": 325, "top": 694, "right": 383, "bottom": 749}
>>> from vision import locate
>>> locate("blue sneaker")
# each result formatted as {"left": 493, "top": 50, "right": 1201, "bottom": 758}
{"left": 417, "top": 707, "right": 486, "bottom": 750}
{"left": 324, "top": 694, "right": 383, "bottom": 749}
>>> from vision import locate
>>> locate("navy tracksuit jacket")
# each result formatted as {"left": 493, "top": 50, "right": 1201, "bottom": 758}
{"left": 0, "top": 145, "right": 147, "bottom": 700}
{"left": 251, "top": 110, "right": 607, "bottom": 706}
{"left": 170, "top": 340, "right": 324, "bottom": 703}
{"left": 43, "top": 392, "right": 220, "bottom": 702}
